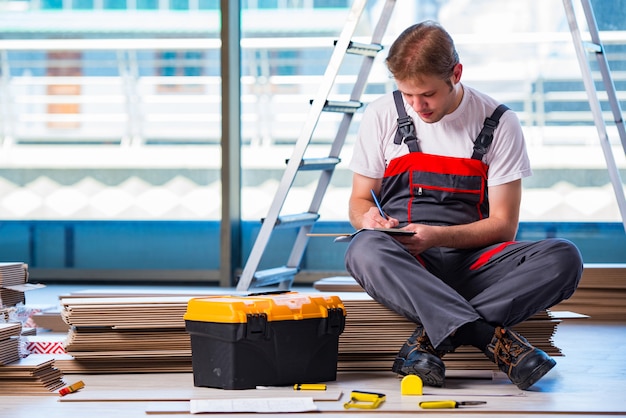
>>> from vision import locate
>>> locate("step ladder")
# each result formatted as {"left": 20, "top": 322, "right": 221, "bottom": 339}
{"left": 563, "top": 0, "right": 626, "bottom": 231}
{"left": 236, "top": 0, "right": 396, "bottom": 292}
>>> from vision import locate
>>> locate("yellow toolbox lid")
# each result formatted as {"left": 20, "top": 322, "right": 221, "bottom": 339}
{"left": 184, "top": 292, "right": 346, "bottom": 323}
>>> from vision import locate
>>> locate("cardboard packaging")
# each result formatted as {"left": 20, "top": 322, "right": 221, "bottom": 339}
{"left": 184, "top": 292, "right": 346, "bottom": 389}
{"left": 24, "top": 335, "right": 68, "bottom": 355}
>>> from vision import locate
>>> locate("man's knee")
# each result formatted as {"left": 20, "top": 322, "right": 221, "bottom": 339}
{"left": 345, "top": 232, "right": 379, "bottom": 272}
{"left": 546, "top": 237, "right": 583, "bottom": 297}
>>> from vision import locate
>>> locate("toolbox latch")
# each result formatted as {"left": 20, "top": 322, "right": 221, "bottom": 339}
{"left": 324, "top": 308, "right": 346, "bottom": 336}
{"left": 246, "top": 313, "right": 268, "bottom": 340}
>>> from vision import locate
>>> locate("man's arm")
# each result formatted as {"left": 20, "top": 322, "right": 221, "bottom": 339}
{"left": 397, "top": 179, "right": 522, "bottom": 254}
{"left": 348, "top": 173, "right": 399, "bottom": 230}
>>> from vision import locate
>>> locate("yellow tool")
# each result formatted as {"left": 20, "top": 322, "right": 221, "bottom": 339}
{"left": 293, "top": 383, "right": 326, "bottom": 391}
{"left": 343, "top": 391, "right": 386, "bottom": 409}
{"left": 59, "top": 380, "right": 85, "bottom": 396}
{"left": 419, "top": 400, "right": 487, "bottom": 409}
{"left": 400, "top": 375, "right": 423, "bottom": 395}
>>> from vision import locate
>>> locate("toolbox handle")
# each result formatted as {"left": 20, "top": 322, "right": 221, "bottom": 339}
{"left": 247, "top": 290, "right": 291, "bottom": 297}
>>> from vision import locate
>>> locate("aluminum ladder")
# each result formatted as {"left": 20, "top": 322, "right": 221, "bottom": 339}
{"left": 563, "top": 0, "right": 626, "bottom": 231}
{"left": 236, "top": 0, "right": 396, "bottom": 292}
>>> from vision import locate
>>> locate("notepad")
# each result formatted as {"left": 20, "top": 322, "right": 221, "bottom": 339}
{"left": 308, "top": 228, "right": 415, "bottom": 243}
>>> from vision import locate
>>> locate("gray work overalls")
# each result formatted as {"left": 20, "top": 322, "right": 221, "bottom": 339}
{"left": 345, "top": 91, "right": 583, "bottom": 349}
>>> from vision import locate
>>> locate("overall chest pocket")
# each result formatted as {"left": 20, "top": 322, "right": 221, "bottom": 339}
{"left": 411, "top": 170, "right": 485, "bottom": 207}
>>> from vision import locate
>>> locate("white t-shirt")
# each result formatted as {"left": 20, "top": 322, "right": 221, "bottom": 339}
{"left": 349, "top": 85, "right": 532, "bottom": 187}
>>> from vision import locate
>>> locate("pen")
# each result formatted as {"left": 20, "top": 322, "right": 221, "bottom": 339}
{"left": 370, "top": 189, "right": 388, "bottom": 219}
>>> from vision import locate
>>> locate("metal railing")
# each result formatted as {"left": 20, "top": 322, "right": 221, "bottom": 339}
{"left": 0, "top": 34, "right": 625, "bottom": 149}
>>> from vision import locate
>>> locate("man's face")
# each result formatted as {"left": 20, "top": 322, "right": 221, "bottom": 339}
{"left": 395, "top": 64, "right": 463, "bottom": 124}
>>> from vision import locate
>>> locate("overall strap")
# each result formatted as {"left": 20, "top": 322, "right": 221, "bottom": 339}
{"left": 471, "top": 104, "right": 509, "bottom": 160}
{"left": 393, "top": 90, "right": 420, "bottom": 152}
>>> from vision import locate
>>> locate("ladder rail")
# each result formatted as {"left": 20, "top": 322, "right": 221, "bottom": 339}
{"left": 563, "top": 0, "right": 626, "bottom": 232}
{"left": 328, "top": 0, "right": 396, "bottom": 159}
{"left": 284, "top": 0, "right": 398, "bottom": 271}
{"left": 236, "top": 0, "right": 370, "bottom": 292}
{"left": 579, "top": 0, "right": 626, "bottom": 153}
{"left": 294, "top": 0, "right": 397, "bottom": 234}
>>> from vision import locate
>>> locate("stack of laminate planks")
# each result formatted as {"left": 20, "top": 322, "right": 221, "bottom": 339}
{"left": 55, "top": 289, "right": 573, "bottom": 375}
{"left": 552, "top": 264, "right": 626, "bottom": 321}
{"left": 0, "top": 263, "right": 29, "bottom": 307}
{"left": 0, "top": 355, "right": 66, "bottom": 395}
{"left": 0, "top": 322, "right": 21, "bottom": 366}
{"left": 336, "top": 293, "right": 565, "bottom": 372}
{"left": 0, "top": 322, "right": 65, "bottom": 394}
{"left": 316, "top": 279, "right": 576, "bottom": 371}
{"left": 59, "top": 295, "right": 196, "bottom": 373}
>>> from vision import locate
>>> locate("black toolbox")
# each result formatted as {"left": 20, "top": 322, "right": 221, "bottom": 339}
{"left": 184, "top": 292, "right": 346, "bottom": 389}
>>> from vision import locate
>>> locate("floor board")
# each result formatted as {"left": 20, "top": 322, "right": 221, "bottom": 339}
{"left": 1, "top": 285, "right": 625, "bottom": 417}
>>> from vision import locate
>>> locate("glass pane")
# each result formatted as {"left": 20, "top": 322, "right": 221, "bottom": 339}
{"left": 170, "top": 0, "right": 188, "bottom": 10}
{"left": 73, "top": 0, "right": 95, "bottom": 9}
{"left": 0, "top": 3, "right": 223, "bottom": 275}
{"left": 41, "top": 0, "right": 64, "bottom": 9}
{"left": 103, "top": 0, "right": 126, "bottom": 8}
{"left": 198, "top": 0, "right": 218, "bottom": 9}
{"left": 137, "top": 0, "right": 158, "bottom": 9}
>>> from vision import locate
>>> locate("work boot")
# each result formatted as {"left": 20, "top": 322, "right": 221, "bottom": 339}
{"left": 484, "top": 327, "right": 556, "bottom": 390}
{"left": 391, "top": 324, "right": 447, "bottom": 387}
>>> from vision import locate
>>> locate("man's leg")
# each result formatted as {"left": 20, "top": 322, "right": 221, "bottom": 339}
{"left": 346, "top": 234, "right": 583, "bottom": 390}
{"left": 345, "top": 230, "right": 481, "bottom": 387}
{"left": 448, "top": 238, "right": 583, "bottom": 389}
{"left": 453, "top": 238, "right": 583, "bottom": 327}
{"left": 345, "top": 230, "right": 481, "bottom": 349}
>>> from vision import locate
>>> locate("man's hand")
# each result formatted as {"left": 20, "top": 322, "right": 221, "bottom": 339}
{"left": 395, "top": 223, "right": 439, "bottom": 256}
{"left": 349, "top": 173, "right": 401, "bottom": 229}
{"left": 349, "top": 173, "right": 521, "bottom": 254}
{"left": 394, "top": 179, "right": 523, "bottom": 255}
{"left": 361, "top": 206, "right": 399, "bottom": 229}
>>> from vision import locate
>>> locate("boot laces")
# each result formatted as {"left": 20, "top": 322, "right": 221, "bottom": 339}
{"left": 493, "top": 327, "right": 526, "bottom": 367}
{"left": 406, "top": 329, "right": 443, "bottom": 358}
{"left": 416, "top": 334, "right": 438, "bottom": 356}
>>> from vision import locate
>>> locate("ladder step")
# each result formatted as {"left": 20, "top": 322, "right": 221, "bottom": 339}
{"left": 336, "top": 40, "right": 384, "bottom": 57}
{"left": 313, "top": 99, "right": 362, "bottom": 113}
{"left": 295, "top": 156, "right": 341, "bottom": 171}
{"left": 272, "top": 212, "right": 320, "bottom": 228}
{"left": 250, "top": 266, "right": 298, "bottom": 288}
{"left": 583, "top": 41, "right": 603, "bottom": 54}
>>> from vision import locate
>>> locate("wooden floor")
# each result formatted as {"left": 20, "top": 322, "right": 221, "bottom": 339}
{"left": 2, "top": 285, "right": 626, "bottom": 417}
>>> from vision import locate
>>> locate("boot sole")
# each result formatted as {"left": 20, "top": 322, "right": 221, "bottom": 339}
{"left": 515, "top": 357, "right": 556, "bottom": 390}
{"left": 394, "top": 357, "right": 445, "bottom": 387}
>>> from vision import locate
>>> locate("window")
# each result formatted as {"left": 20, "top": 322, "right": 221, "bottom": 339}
{"left": 0, "top": 1, "right": 625, "bottom": 281}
